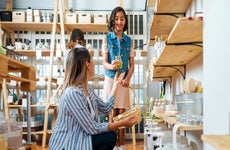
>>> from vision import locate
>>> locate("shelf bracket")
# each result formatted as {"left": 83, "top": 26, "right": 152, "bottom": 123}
{"left": 170, "top": 42, "right": 203, "bottom": 48}
{"left": 153, "top": 76, "right": 172, "bottom": 92}
{"left": 155, "top": 65, "right": 186, "bottom": 80}
{"left": 169, "top": 65, "right": 186, "bottom": 80}
{"left": 154, "top": 13, "right": 185, "bottom": 18}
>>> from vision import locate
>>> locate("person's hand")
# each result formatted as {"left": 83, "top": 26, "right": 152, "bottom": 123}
{"left": 121, "top": 115, "right": 137, "bottom": 128}
{"left": 114, "top": 72, "right": 125, "bottom": 86}
{"left": 122, "top": 78, "right": 130, "bottom": 87}
{"left": 111, "top": 60, "right": 120, "bottom": 70}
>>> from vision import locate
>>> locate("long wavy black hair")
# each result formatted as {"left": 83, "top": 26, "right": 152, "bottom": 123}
{"left": 66, "top": 28, "right": 85, "bottom": 49}
{"left": 108, "top": 7, "right": 128, "bottom": 32}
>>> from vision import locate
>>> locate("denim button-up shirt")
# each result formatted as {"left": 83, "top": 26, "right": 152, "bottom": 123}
{"left": 105, "top": 31, "right": 131, "bottom": 78}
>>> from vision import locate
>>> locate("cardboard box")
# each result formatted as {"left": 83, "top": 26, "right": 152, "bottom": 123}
{"left": 0, "top": 122, "right": 22, "bottom": 148}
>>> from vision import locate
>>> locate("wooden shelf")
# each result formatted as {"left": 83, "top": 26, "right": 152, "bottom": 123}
{"left": 22, "top": 130, "right": 52, "bottom": 135}
{"left": 36, "top": 77, "right": 57, "bottom": 83}
{"left": 156, "top": 44, "right": 203, "bottom": 66}
{"left": 0, "top": 54, "right": 36, "bottom": 91}
{"left": 8, "top": 104, "right": 47, "bottom": 108}
{"left": 152, "top": 17, "right": 203, "bottom": 80}
{"left": 12, "top": 50, "right": 148, "bottom": 57}
{"left": 64, "top": 23, "right": 108, "bottom": 33}
{"left": 167, "top": 17, "right": 203, "bottom": 44}
{"left": 155, "top": 113, "right": 203, "bottom": 131}
{"left": 13, "top": 50, "right": 54, "bottom": 56}
{"left": 150, "top": 15, "right": 178, "bottom": 43}
{"left": 201, "top": 135, "right": 230, "bottom": 150}
{"left": 149, "top": 0, "right": 192, "bottom": 45}
{"left": 153, "top": 67, "right": 177, "bottom": 78}
{"left": 147, "top": 0, "right": 156, "bottom": 7}
{"left": 0, "top": 22, "right": 108, "bottom": 33}
{"left": 155, "top": 0, "right": 192, "bottom": 13}
{"left": 1, "top": 22, "right": 54, "bottom": 32}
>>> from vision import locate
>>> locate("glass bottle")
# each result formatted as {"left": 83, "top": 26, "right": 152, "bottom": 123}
{"left": 115, "top": 55, "right": 122, "bottom": 70}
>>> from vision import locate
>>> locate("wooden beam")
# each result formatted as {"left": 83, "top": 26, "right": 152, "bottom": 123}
{"left": 6, "top": 0, "right": 12, "bottom": 11}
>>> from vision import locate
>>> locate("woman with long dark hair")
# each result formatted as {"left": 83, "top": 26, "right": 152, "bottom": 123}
{"left": 49, "top": 47, "right": 137, "bottom": 150}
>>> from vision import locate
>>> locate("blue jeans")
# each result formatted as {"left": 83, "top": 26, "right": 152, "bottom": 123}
{"left": 92, "top": 131, "right": 117, "bottom": 150}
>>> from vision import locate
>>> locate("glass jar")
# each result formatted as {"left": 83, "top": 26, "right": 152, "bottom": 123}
{"left": 115, "top": 55, "right": 122, "bottom": 70}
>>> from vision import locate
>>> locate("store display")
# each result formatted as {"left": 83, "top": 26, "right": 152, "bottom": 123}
{"left": 0, "top": 0, "right": 205, "bottom": 149}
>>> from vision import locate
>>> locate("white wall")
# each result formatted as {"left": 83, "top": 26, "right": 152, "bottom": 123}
{"left": 170, "top": 53, "right": 203, "bottom": 102}
{"left": 203, "top": 0, "right": 230, "bottom": 149}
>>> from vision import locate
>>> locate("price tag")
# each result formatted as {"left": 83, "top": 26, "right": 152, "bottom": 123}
{"left": 56, "top": 50, "right": 62, "bottom": 58}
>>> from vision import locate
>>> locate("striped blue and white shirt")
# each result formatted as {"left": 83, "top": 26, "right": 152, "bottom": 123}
{"left": 49, "top": 85, "right": 115, "bottom": 150}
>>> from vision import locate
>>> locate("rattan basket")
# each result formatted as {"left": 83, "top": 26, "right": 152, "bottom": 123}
{"left": 113, "top": 106, "right": 142, "bottom": 123}
{"left": 113, "top": 86, "right": 142, "bottom": 125}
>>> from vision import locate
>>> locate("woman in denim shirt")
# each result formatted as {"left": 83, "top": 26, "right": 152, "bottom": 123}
{"left": 102, "top": 7, "right": 135, "bottom": 150}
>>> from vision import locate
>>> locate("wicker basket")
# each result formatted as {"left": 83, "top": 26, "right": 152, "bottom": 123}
{"left": 113, "top": 106, "right": 142, "bottom": 124}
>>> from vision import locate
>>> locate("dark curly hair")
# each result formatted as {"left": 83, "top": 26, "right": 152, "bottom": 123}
{"left": 66, "top": 28, "right": 85, "bottom": 49}
{"left": 108, "top": 7, "right": 128, "bottom": 32}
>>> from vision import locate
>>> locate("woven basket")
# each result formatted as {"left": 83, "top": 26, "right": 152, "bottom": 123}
{"left": 113, "top": 106, "right": 142, "bottom": 124}
{"left": 113, "top": 86, "right": 142, "bottom": 125}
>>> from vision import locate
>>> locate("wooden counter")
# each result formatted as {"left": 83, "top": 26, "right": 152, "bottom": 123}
{"left": 155, "top": 112, "right": 203, "bottom": 131}
{"left": 202, "top": 135, "right": 230, "bottom": 150}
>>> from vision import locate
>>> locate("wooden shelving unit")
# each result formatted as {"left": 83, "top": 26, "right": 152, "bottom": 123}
{"left": 64, "top": 23, "right": 107, "bottom": 33}
{"left": 150, "top": 15, "right": 178, "bottom": 42}
{"left": 1, "top": 0, "right": 143, "bottom": 148}
{"left": 154, "top": 0, "right": 192, "bottom": 13}
{"left": 10, "top": 50, "right": 55, "bottom": 57}
{"left": 155, "top": 112, "right": 203, "bottom": 131}
{"left": 155, "top": 44, "right": 202, "bottom": 66}
{"left": 0, "top": 54, "right": 36, "bottom": 131}
{"left": 153, "top": 67, "right": 177, "bottom": 79}
{"left": 167, "top": 17, "right": 203, "bottom": 44}
{"left": 151, "top": 16, "right": 203, "bottom": 81}
{"left": 0, "top": 22, "right": 108, "bottom": 33}
{"left": 149, "top": 0, "right": 192, "bottom": 46}
{"left": 1, "top": 22, "right": 55, "bottom": 32}
{"left": 201, "top": 135, "right": 230, "bottom": 150}
{"left": 0, "top": 54, "right": 36, "bottom": 91}
{"left": 12, "top": 49, "right": 148, "bottom": 57}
